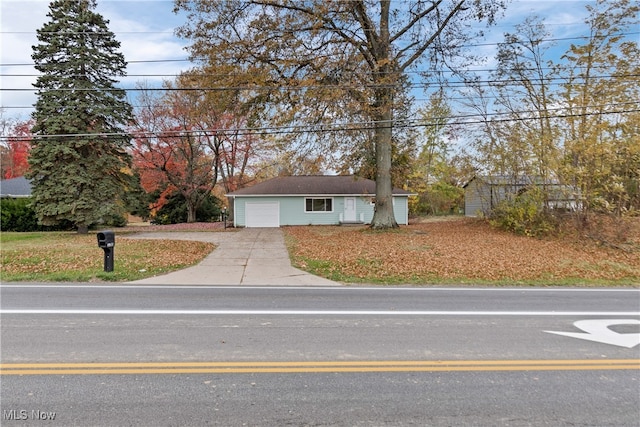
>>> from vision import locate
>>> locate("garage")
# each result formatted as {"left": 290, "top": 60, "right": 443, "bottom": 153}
{"left": 245, "top": 202, "right": 280, "bottom": 228}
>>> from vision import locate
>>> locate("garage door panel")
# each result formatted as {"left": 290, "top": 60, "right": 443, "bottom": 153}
{"left": 245, "top": 202, "right": 280, "bottom": 227}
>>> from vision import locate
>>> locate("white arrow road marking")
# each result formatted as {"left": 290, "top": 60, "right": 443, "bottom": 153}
{"left": 545, "top": 319, "right": 640, "bottom": 348}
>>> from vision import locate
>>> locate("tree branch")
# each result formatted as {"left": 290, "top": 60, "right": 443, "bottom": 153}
{"left": 399, "top": 0, "right": 467, "bottom": 71}
{"left": 391, "top": 0, "right": 442, "bottom": 44}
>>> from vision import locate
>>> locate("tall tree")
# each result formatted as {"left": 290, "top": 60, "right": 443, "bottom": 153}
{"left": 464, "top": 15, "right": 561, "bottom": 198}
{"left": 559, "top": 0, "right": 640, "bottom": 216}
{"left": 174, "top": 0, "right": 506, "bottom": 229}
{"left": 407, "top": 91, "right": 464, "bottom": 215}
{"left": 132, "top": 84, "right": 218, "bottom": 223}
{"left": 175, "top": 71, "right": 268, "bottom": 194}
{"left": 462, "top": 0, "right": 639, "bottom": 220}
{"left": 493, "top": 15, "right": 560, "bottom": 191}
{"left": 27, "top": 0, "right": 133, "bottom": 233}
{"left": 216, "top": 113, "right": 265, "bottom": 194}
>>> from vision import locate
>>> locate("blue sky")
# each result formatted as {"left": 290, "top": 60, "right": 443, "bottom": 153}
{"left": 1, "top": 0, "right": 604, "bottom": 121}
{"left": 1, "top": 0, "right": 186, "bottom": 119}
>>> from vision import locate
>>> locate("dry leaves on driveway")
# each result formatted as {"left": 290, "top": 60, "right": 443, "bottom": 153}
{"left": 284, "top": 218, "right": 640, "bottom": 284}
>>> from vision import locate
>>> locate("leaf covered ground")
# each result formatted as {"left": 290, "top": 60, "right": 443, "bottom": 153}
{"left": 1, "top": 232, "right": 214, "bottom": 281}
{"left": 284, "top": 217, "right": 640, "bottom": 285}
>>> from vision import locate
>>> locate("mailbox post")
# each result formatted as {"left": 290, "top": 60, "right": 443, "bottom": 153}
{"left": 222, "top": 208, "right": 227, "bottom": 229}
{"left": 96, "top": 230, "right": 115, "bottom": 272}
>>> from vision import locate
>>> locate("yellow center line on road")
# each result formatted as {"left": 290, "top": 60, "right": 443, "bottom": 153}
{"left": 1, "top": 359, "right": 638, "bottom": 375}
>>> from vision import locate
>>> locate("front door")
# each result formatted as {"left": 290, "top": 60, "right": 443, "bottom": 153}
{"left": 344, "top": 197, "right": 356, "bottom": 222}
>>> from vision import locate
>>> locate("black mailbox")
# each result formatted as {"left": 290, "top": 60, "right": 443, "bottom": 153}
{"left": 97, "top": 230, "right": 115, "bottom": 272}
{"left": 97, "top": 231, "right": 115, "bottom": 248}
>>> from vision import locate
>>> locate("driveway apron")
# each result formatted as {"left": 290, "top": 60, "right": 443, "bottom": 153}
{"left": 126, "top": 228, "right": 340, "bottom": 286}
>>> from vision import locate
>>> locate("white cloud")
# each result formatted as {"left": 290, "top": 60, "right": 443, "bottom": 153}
{"left": 2, "top": 0, "right": 599, "bottom": 119}
{"left": 1, "top": 0, "right": 189, "bottom": 118}
{"left": 463, "top": 0, "right": 594, "bottom": 70}
{"left": 1, "top": 1, "right": 49, "bottom": 119}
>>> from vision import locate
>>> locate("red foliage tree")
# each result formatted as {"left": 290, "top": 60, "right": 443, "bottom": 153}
{"left": 217, "top": 112, "right": 262, "bottom": 194}
{"left": 132, "top": 88, "right": 218, "bottom": 223}
{"left": 131, "top": 81, "right": 266, "bottom": 222}
{"left": 1, "top": 119, "right": 33, "bottom": 179}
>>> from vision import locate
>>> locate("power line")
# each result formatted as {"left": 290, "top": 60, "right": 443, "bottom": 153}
{"left": 2, "top": 29, "right": 636, "bottom": 44}
{"left": 1, "top": 31, "right": 637, "bottom": 68}
{"left": 2, "top": 73, "right": 637, "bottom": 95}
{"left": 2, "top": 104, "right": 637, "bottom": 142}
{"left": 3, "top": 63, "right": 638, "bottom": 79}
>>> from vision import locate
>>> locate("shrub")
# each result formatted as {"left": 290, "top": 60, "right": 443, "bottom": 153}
{"left": 1, "top": 197, "right": 124, "bottom": 231}
{"left": 490, "top": 187, "right": 556, "bottom": 237}
{"left": 411, "top": 182, "right": 464, "bottom": 216}
{"left": 561, "top": 212, "right": 640, "bottom": 250}
{"left": 100, "top": 212, "right": 128, "bottom": 228}
{"left": 1, "top": 198, "right": 40, "bottom": 231}
{"left": 152, "top": 191, "right": 222, "bottom": 224}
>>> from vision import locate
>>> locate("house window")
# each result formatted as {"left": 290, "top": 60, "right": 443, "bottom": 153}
{"left": 305, "top": 198, "right": 333, "bottom": 212}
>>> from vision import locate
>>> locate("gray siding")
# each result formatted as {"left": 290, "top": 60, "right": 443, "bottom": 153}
{"left": 464, "top": 177, "right": 578, "bottom": 217}
{"left": 464, "top": 179, "right": 491, "bottom": 217}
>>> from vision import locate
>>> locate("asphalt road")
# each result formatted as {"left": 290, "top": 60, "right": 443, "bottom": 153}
{"left": 1, "top": 284, "right": 639, "bottom": 426}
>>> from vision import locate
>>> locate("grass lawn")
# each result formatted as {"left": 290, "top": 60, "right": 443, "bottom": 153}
{"left": 284, "top": 217, "right": 640, "bottom": 286}
{"left": 1, "top": 218, "right": 638, "bottom": 285}
{"left": 1, "top": 231, "right": 214, "bottom": 282}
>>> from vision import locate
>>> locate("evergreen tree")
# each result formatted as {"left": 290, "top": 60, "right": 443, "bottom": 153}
{"left": 27, "top": 0, "right": 134, "bottom": 233}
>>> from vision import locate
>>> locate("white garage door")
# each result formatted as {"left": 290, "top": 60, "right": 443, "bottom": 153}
{"left": 245, "top": 202, "right": 280, "bottom": 227}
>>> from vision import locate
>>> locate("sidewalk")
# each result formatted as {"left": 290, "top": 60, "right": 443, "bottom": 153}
{"left": 126, "top": 228, "right": 341, "bottom": 286}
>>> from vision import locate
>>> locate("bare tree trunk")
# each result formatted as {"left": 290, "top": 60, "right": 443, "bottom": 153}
{"left": 371, "top": 88, "right": 398, "bottom": 229}
{"left": 369, "top": 3, "right": 398, "bottom": 230}
{"left": 186, "top": 204, "right": 197, "bottom": 223}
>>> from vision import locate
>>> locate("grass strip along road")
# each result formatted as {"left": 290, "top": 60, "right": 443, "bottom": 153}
{"left": 2, "top": 359, "right": 639, "bottom": 375}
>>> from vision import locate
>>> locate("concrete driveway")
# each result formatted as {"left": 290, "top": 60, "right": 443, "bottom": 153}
{"left": 126, "top": 228, "right": 341, "bottom": 286}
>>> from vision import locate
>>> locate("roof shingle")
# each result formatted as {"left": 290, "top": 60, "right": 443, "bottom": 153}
{"left": 227, "top": 175, "right": 411, "bottom": 196}
{"left": 0, "top": 176, "right": 32, "bottom": 197}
